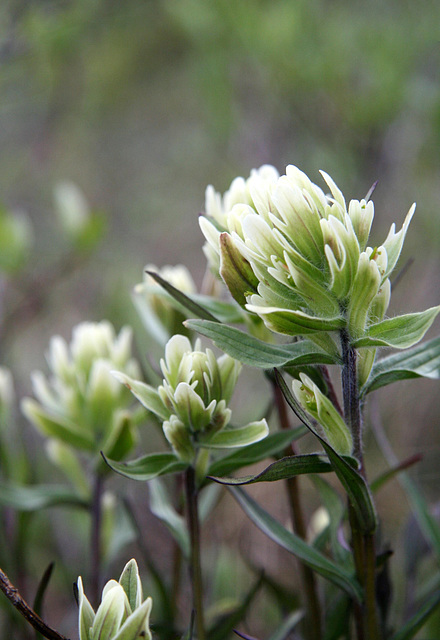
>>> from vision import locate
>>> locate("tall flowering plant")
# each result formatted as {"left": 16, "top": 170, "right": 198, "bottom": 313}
{"left": 1, "top": 163, "right": 440, "bottom": 640}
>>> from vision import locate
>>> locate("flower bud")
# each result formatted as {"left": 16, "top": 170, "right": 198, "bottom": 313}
{"left": 292, "top": 373, "right": 353, "bottom": 455}
{"left": 77, "top": 559, "right": 152, "bottom": 640}
{"left": 113, "top": 335, "right": 268, "bottom": 467}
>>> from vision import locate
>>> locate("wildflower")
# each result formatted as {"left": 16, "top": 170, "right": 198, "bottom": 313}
{"left": 199, "top": 165, "right": 424, "bottom": 348}
{"left": 113, "top": 334, "right": 268, "bottom": 465}
{"left": 21, "top": 321, "right": 140, "bottom": 459}
{"left": 77, "top": 559, "right": 152, "bottom": 640}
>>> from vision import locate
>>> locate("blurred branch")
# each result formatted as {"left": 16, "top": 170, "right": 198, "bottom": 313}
{"left": 0, "top": 568, "right": 70, "bottom": 640}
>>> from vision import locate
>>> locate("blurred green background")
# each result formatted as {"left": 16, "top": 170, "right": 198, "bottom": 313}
{"left": 1, "top": 0, "right": 440, "bottom": 636}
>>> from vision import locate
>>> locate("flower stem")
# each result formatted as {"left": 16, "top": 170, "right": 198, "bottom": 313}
{"left": 340, "top": 330, "right": 381, "bottom": 640}
{"left": 272, "top": 379, "right": 323, "bottom": 640}
{"left": 184, "top": 466, "right": 205, "bottom": 640}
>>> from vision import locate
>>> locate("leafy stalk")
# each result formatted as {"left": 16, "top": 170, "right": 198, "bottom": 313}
{"left": 340, "top": 329, "right": 381, "bottom": 640}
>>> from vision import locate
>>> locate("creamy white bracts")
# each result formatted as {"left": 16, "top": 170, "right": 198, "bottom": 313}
{"left": 77, "top": 559, "right": 152, "bottom": 640}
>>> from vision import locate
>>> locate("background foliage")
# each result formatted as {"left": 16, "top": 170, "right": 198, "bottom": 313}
{"left": 1, "top": 1, "right": 440, "bottom": 637}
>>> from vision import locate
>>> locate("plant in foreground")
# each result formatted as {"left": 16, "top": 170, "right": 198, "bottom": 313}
{"left": 1, "top": 162, "right": 440, "bottom": 640}
{"left": 77, "top": 559, "right": 153, "bottom": 640}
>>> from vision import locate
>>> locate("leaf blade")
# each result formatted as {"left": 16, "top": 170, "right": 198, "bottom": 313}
{"left": 185, "top": 320, "right": 340, "bottom": 369}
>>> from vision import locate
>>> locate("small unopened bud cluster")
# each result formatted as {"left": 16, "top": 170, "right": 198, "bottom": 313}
{"left": 77, "top": 559, "right": 152, "bottom": 640}
{"left": 113, "top": 334, "right": 268, "bottom": 465}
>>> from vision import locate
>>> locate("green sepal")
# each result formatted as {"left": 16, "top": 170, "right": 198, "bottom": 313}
{"left": 353, "top": 307, "right": 440, "bottom": 349}
{"left": 103, "top": 452, "right": 188, "bottom": 482}
{"left": 219, "top": 232, "right": 259, "bottom": 306}
{"left": 361, "top": 334, "right": 440, "bottom": 395}
{"left": 209, "top": 453, "right": 333, "bottom": 485}
{"left": 231, "top": 486, "right": 363, "bottom": 602}
{"left": 185, "top": 320, "right": 341, "bottom": 369}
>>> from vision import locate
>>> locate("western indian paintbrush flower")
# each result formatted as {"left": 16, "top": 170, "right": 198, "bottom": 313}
{"left": 113, "top": 334, "right": 268, "bottom": 467}
{"left": 77, "top": 559, "right": 152, "bottom": 640}
{"left": 199, "top": 164, "right": 440, "bottom": 378}
{"left": 21, "top": 321, "right": 141, "bottom": 460}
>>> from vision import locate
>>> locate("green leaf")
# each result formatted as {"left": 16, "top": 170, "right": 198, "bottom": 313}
{"left": 230, "top": 486, "right": 362, "bottom": 602}
{"left": 199, "top": 421, "right": 269, "bottom": 449}
{"left": 0, "top": 482, "right": 88, "bottom": 510}
{"left": 208, "top": 573, "right": 264, "bottom": 640}
{"left": 103, "top": 452, "right": 188, "bottom": 482}
{"left": 353, "top": 307, "right": 440, "bottom": 349}
{"left": 370, "top": 454, "right": 423, "bottom": 493}
{"left": 185, "top": 320, "right": 341, "bottom": 368}
{"left": 275, "top": 370, "right": 377, "bottom": 534}
{"left": 146, "top": 270, "right": 219, "bottom": 322}
{"left": 390, "top": 590, "right": 440, "bottom": 640}
{"left": 361, "top": 335, "right": 440, "bottom": 395}
{"left": 267, "top": 610, "right": 304, "bottom": 640}
{"left": 149, "top": 478, "right": 189, "bottom": 558}
{"left": 210, "top": 453, "right": 333, "bottom": 485}
{"left": 207, "top": 427, "right": 307, "bottom": 478}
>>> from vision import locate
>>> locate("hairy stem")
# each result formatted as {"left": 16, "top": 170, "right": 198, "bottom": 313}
{"left": 272, "top": 379, "right": 323, "bottom": 640}
{"left": 184, "top": 467, "right": 205, "bottom": 640}
{"left": 340, "top": 330, "right": 381, "bottom": 640}
{"left": 0, "top": 568, "right": 69, "bottom": 640}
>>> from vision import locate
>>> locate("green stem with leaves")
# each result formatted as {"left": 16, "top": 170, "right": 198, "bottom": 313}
{"left": 340, "top": 329, "right": 381, "bottom": 640}
{"left": 184, "top": 466, "right": 205, "bottom": 640}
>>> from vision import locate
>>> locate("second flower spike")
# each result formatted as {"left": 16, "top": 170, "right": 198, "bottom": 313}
{"left": 113, "top": 335, "right": 268, "bottom": 466}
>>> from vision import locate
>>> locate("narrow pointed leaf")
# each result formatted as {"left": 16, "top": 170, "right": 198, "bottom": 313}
{"left": 353, "top": 307, "right": 440, "bottom": 349}
{"left": 149, "top": 478, "right": 189, "bottom": 558}
{"left": 390, "top": 590, "right": 440, "bottom": 640}
{"left": 146, "top": 270, "right": 219, "bottom": 322}
{"left": 208, "top": 574, "right": 264, "bottom": 640}
{"left": 207, "top": 427, "right": 307, "bottom": 478}
{"left": 361, "top": 335, "right": 440, "bottom": 395}
{"left": 231, "top": 486, "right": 362, "bottom": 602}
{"left": 199, "top": 421, "right": 269, "bottom": 449}
{"left": 275, "top": 370, "right": 377, "bottom": 534}
{"left": 0, "top": 482, "right": 88, "bottom": 510}
{"left": 185, "top": 320, "right": 340, "bottom": 368}
{"left": 103, "top": 452, "right": 188, "bottom": 481}
{"left": 210, "top": 453, "right": 333, "bottom": 485}
{"left": 267, "top": 610, "right": 304, "bottom": 640}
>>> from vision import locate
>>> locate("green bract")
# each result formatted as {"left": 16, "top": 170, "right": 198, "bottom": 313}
{"left": 77, "top": 559, "right": 152, "bottom": 640}
{"left": 199, "top": 165, "right": 439, "bottom": 358}
{"left": 113, "top": 334, "right": 268, "bottom": 464}
{"left": 292, "top": 373, "right": 353, "bottom": 456}
{"left": 21, "top": 321, "right": 140, "bottom": 459}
